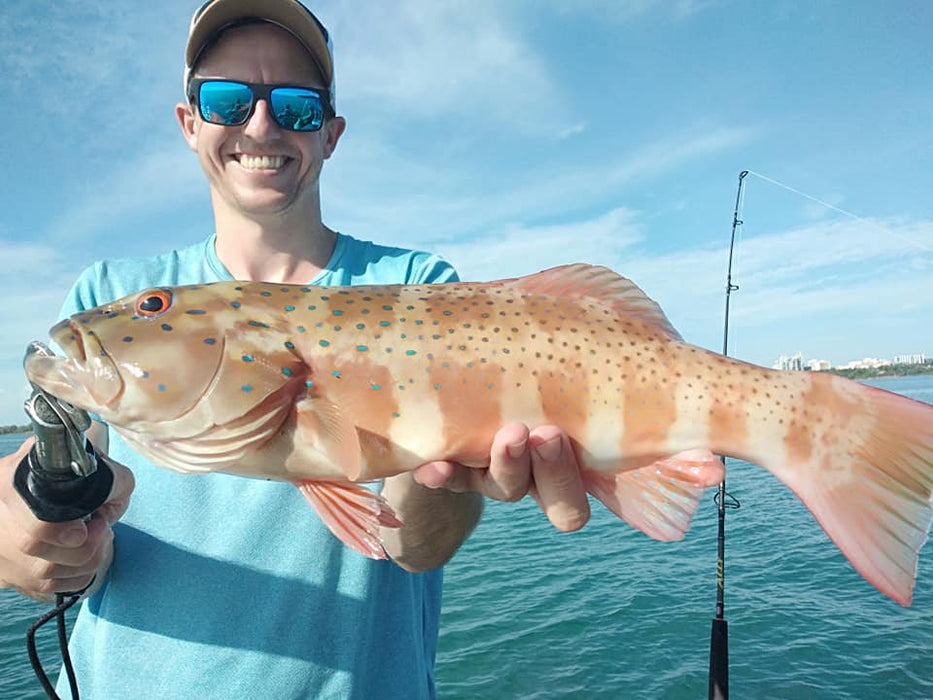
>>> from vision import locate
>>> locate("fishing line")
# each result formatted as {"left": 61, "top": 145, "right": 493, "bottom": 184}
{"left": 745, "top": 170, "right": 932, "bottom": 253}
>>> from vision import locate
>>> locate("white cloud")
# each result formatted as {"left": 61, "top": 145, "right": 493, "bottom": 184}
{"left": 435, "top": 207, "right": 644, "bottom": 281}
{"left": 321, "top": 0, "right": 569, "bottom": 133}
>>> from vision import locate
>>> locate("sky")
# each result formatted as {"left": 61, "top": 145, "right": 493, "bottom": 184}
{"left": 0, "top": 0, "right": 931, "bottom": 425}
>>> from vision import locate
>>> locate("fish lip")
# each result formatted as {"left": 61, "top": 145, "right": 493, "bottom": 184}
{"left": 25, "top": 323, "right": 123, "bottom": 410}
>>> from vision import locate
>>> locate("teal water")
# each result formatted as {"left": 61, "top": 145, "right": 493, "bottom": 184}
{"left": 2, "top": 375, "right": 931, "bottom": 698}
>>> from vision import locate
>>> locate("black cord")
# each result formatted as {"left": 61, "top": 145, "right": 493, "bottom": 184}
{"left": 26, "top": 586, "right": 87, "bottom": 700}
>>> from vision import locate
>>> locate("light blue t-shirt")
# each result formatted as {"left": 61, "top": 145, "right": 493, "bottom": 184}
{"left": 56, "top": 233, "right": 459, "bottom": 699}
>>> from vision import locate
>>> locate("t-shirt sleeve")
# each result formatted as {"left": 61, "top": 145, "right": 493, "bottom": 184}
{"left": 405, "top": 252, "right": 460, "bottom": 285}
{"left": 58, "top": 263, "right": 105, "bottom": 319}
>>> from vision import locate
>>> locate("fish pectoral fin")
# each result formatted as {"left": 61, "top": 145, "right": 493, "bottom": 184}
{"left": 585, "top": 449, "right": 724, "bottom": 541}
{"left": 295, "top": 480, "right": 403, "bottom": 559}
{"left": 294, "top": 396, "right": 364, "bottom": 479}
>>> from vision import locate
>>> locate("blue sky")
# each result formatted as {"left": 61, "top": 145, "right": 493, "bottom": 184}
{"left": 1, "top": 0, "right": 931, "bottom": 424}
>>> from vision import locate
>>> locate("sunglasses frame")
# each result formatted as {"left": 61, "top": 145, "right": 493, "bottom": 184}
{"left": 187, "top": 78, "right": 334, "bottom": 132}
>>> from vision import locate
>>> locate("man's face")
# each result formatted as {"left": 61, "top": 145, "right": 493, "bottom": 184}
{"left": 178, "top": 22, "right": 344, "bottom": 218}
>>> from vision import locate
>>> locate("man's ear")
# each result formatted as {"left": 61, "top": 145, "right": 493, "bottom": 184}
{"left": 175, "top": 102, "right": 199, "bottom": 152}
{"left": 322, "top": 116, "right": 346, "bottom": 160}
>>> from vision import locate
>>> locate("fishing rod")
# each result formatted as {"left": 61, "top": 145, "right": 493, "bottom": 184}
{"left": 708, "top": 170, "right": 747, "bottom": 700}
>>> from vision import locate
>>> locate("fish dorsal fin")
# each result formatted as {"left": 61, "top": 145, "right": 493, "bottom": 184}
{"left": 503, "top": 264, "right": 682, "bottom": 341}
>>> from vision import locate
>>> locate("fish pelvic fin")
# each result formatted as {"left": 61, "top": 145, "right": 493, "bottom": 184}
{"left": 766, "top": 378, "right": 933, "bottom": 606}
{"left": 585, "top": 449, "right": 724, "bottom": 541}
{"left": 296, "top": 480, "right": 403, "bottom": 559}
{"left": 502, "top": 263, "right": 682, "bottom": 341}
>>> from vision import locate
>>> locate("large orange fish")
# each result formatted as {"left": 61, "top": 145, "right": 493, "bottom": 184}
{"left": 25, "top": 265, "right": 932, "bottom": 604}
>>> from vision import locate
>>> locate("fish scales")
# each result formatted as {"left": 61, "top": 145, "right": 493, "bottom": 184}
{"left": 24, "top": 264, "right": 933, "bottom": 605}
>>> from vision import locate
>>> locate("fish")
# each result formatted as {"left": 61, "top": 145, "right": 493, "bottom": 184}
{"left": 25, "top": 264, "right": 933, "bottom": 604}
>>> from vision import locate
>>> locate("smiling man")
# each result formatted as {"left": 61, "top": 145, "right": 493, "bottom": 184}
{"left": 0, "top": 1, "right": 591, "bottom": 697}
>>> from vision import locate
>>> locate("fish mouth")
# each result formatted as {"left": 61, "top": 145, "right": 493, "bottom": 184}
{"left": 24, "top": 323, "right": 124, "bottom": 411}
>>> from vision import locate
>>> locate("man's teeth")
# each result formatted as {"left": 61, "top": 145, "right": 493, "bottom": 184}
{"left": 238, "top": 155, "right": 287, "bottom": 170}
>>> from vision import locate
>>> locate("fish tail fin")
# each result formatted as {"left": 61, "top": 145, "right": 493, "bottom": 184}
{"left": 585, "top": 449, "right": 724, "bottom": 541}
{"left": 295, "top": 480, "right": 403, "bottom": 559}
{"left": 766, "top": 379, "right": 933, "bottom": 606}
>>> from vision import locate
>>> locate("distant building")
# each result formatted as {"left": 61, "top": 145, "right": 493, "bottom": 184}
{"left": 808, "top": 359, "right": 831, "bottom": 371}
{"left": 892, "top": 353, "right": 926, "bottom": 365}
{"left": 773, "top": 352, "right": 805, "bottom": 371}
{"left": 842, "top": 357, "right": 891, "bottom": 370}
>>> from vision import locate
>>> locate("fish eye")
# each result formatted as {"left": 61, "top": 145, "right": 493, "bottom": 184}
{"left": 135, "top": 289, "right": 174, "bottom": 318}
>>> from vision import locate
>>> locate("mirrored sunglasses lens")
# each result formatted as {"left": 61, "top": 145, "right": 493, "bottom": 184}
{"left": 199, "top": 81, "right": 253, "bottom": 125}
{"left": 270, "top": 88, "right": 324, "bottom": 131}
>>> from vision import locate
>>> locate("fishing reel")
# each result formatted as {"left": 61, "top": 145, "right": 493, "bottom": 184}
{"left": 14, "top": 342, "right": 113, "bottom": 523}
{"left": 14, "top": 342, "right": 115, "bottom": 700}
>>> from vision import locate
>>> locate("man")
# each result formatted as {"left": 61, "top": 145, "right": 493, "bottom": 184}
{"left": 0, "top": 1, "right": 590, "bottom": 697}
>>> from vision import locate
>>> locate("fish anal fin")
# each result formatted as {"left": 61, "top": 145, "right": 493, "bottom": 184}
{"left": 295, "top": 480, "right": 403, "bottom": 559}
{"left": 293, "top": 395, "right": 364, "bottom": 480}
{"left": 586, "top": 449, "right": 724, "bottom": 541}
{"left": 503, "top": 264, "right": 682, "bottom": 340}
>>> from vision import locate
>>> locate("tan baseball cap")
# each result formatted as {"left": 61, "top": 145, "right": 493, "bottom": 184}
{"left": 184, "top": 0, "right": 336, "bottom": 111}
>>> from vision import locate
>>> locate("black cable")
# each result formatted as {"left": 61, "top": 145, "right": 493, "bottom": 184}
{"left": 26, "top": 584, "right": 88, "bottom": 700}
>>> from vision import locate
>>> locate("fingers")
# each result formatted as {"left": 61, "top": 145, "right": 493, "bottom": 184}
{"left": 413, "top": 423, "right": 591, "bottom": 533}
{"left": 527, "top": 427, "right": 590, "bottom": 532}
{"left": 482, "top": 422, "right": 532, "bottom": 501}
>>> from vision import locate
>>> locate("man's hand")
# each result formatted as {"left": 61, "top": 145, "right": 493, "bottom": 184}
{"left": 414, "top": 423, "right": 591, "bottom": 532}
{"left": 0, "top": 437, "right": 134, "bottom": 602}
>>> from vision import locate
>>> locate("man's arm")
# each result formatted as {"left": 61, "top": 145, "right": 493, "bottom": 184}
{"left": 380, "top": 423, "right": 590, "bottom": 572}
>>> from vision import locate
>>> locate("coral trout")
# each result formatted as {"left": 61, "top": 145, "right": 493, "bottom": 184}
{"left": 25, "top": 264, "right": 933, "bottom": 604}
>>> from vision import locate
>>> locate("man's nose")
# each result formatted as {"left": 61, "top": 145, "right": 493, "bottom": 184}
{"left": 243, "top": 98, "right": 280, "bottom": 136}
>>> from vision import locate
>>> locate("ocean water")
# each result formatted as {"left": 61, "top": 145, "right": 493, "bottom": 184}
{"left": 1, "top": 375, "right": 931, "bottom": 698}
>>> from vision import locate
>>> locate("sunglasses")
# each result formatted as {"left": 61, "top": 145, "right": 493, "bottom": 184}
{"left": 187, "top": 78, "right": 332, "bottom": 132}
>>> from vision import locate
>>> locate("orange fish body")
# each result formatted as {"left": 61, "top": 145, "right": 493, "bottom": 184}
{"left": 25, "top": 265, "right": 933, "bottom": 604}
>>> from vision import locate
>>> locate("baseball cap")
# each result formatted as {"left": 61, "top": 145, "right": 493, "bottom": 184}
{"left": 184, "top": 0, "right": 336, "bottom": 112}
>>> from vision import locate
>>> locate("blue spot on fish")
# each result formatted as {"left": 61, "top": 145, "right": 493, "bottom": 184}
{"left": 261, "top": 291, "right": 272, "bottom": 297}
{"left": 204, "top": 338, "right": 217, "bottom": 345}
{"left": 406, "top": 350, "right": 416, "bottom": 356}
{"left": 248, "top": 321, "right": 270, "bottom": 328}
{"left": 371, "top": 383, "right": 381, "bottom": 390}
{"left": 284, "top": 341, "right": 295, "bottom": 349}
{"left": 158, "top": 384, "right": 167, "bottom": 392}
{"left": 332, "top": 371, "right": 342, "bottom": 378}
{"left": 285, "top": 305, "right": 295, "bottom": 312}
{"left": 308, "top": 305, "right": 317, "bottom": 310}
{"left": 186, "top": 310, "right": 206, "bottom": 315}
{"left": 380, "top": 321, "right": 390, "bottom": 327}
{"left": 305, "top": 380, "right": 315, "bottom": 388}
{"left": 282, "top": 367, "right": 293, "bottom": 376}
{"left": 123, "top": 336, "right": 133, "bottom": 343}
{"left": 356, "top": 323, "right": 365, "bottom": 329}
{"left": 161, "top": 323, "right": 172, "bottom": 331}
{"left": 382, "top": 305, "right": 392, "bottom": 311}
{"left": 320, "top": 340, "right": 330, "bottom": 347}
{"left": 298, "top": 326, "right": 306, "bottom": 333}
{"left": 357, "top": 345, "right": 368, "bottom": 352}
{"left": 231, "top": 301, "right": 241, "bottom": 309}
{"left": 242, "top": 354, "right": 254, "bottom": 362}
{"left": 333, "top": 310, "right": 343, "bottom": 316}
{"left": 242, "top": 385, "right": 253, "bottom": 393}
